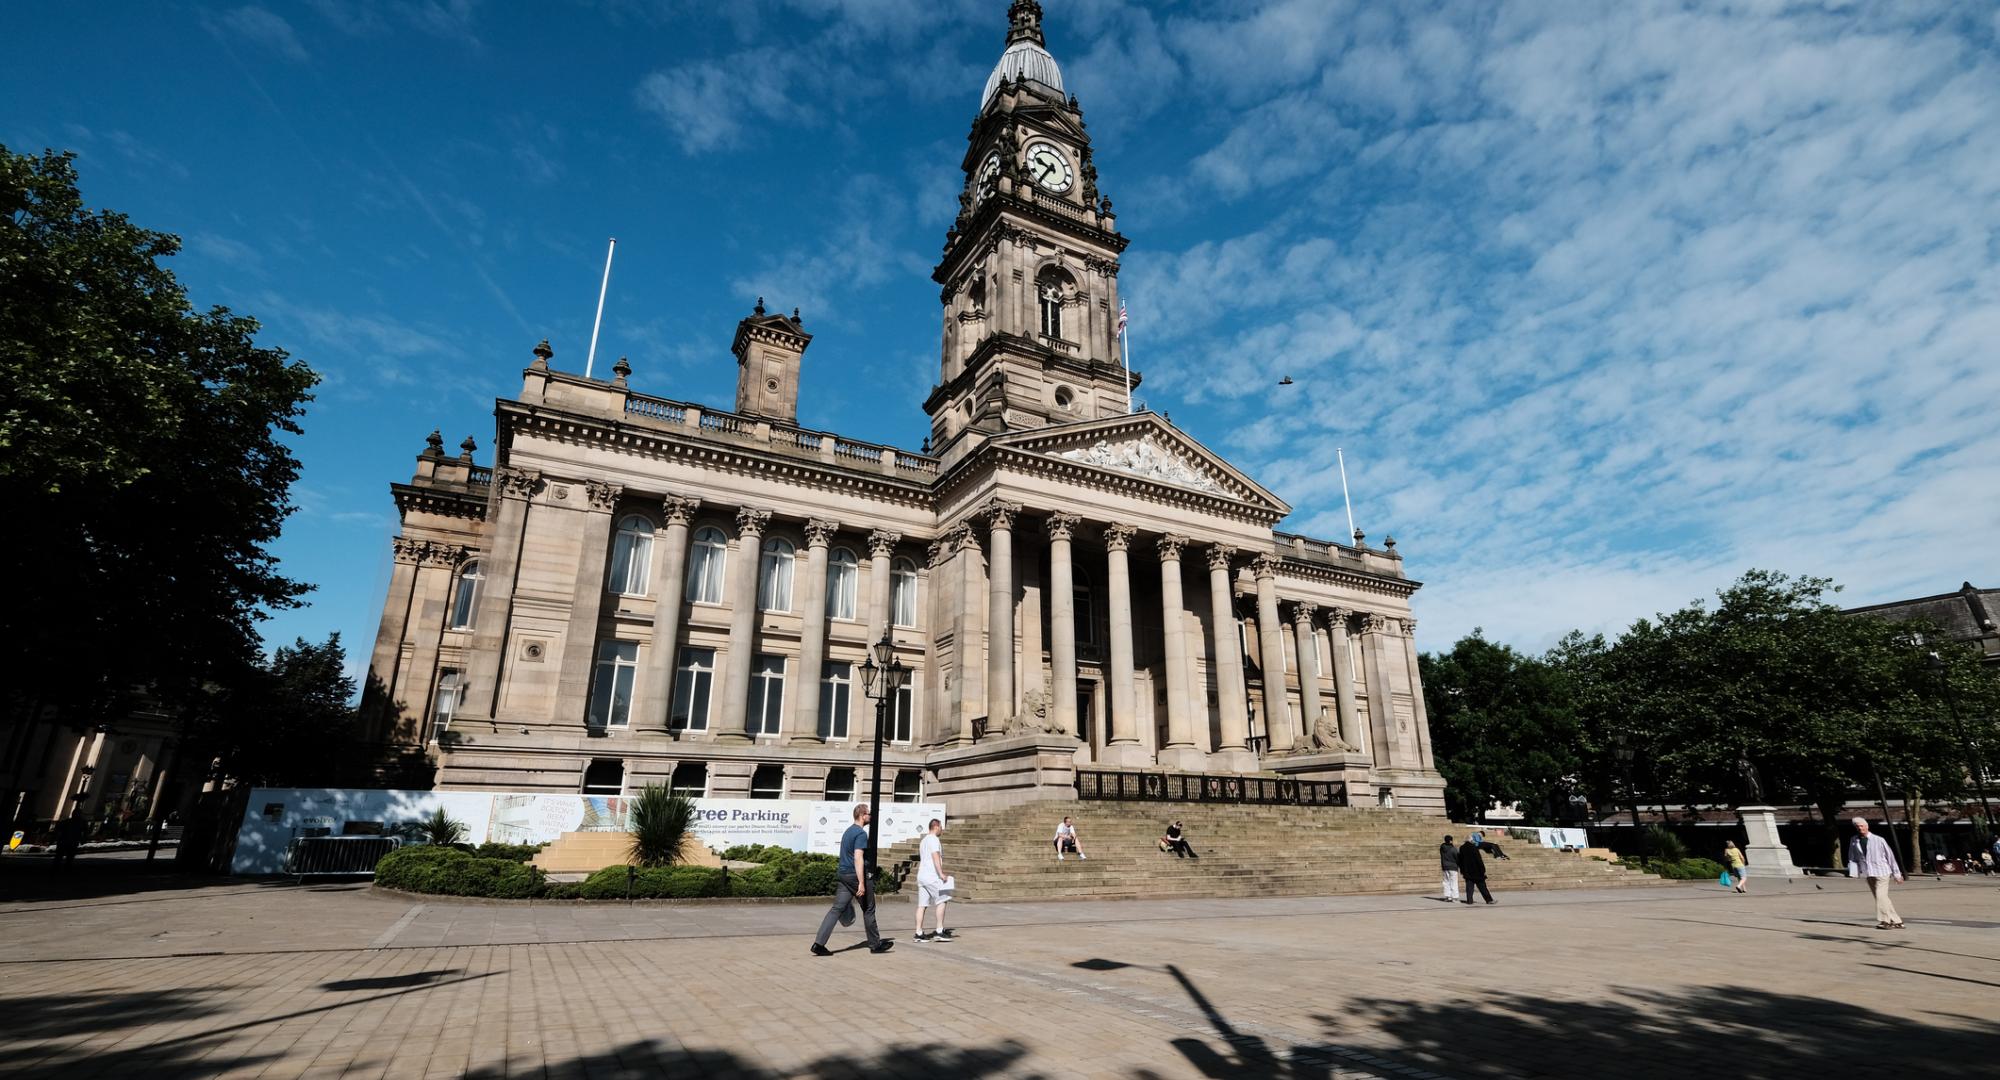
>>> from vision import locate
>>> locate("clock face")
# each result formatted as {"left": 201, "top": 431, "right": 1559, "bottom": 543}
{"left": 975, "top": 152, "right": 1001, "bottom": 200}
{"left": 1025, "top": 142, "right": 1073, "bottom": 193}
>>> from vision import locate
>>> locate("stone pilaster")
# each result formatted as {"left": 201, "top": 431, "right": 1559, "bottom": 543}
{"left": 459, "top": 466, "right": 538, "bottom": 720}
{"left": 717, "top": 507, "right": 771, "bottom": 742}
{"left": 1398, "top": 617, "right": 1435, "bottom": 770}
{"left": 791, "top": 518, "right": 839, "bottom": 742}
{"left": 954, "top": 525, "right": 985, "bottom": 742}
{"left": 865, "top": 529, "right": 900, "bottom": 646}
{"left": 361, "top": 539, "right": 423, "bottom": 742}
{"left": 557, "top": 480, "right": 622, "bottom": 726}
{"left": 1205, "top": 545, "right": 1253, "bottom": 769}
{"left": 1360, "top": 612, "right": 1396, "bottom": 765}
{"left": 1326, "top": 607, "right": 1366, "bottom": 759}
{"left": 1291, "top": 600, "right": 1325, "bottom": 747}
{"left": 638, "top": 496, "right": 699, "bottom": 734}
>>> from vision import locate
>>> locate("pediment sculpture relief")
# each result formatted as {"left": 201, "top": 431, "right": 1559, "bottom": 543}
{"left": 1054, "top": 434, "right": 1224, "bottom": 494}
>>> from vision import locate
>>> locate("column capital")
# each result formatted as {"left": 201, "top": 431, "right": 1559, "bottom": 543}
{"left": 583, "top": 479, "right": 622, "bottom": 512}
{"left": 494, "top": 465, "right": 542, "bottom": 500}
{"left": 980, "top": 498, "right": 1023, "bottom": 531}
{"left": 1044, "top": 511, "right": 1082, "bottom": 541}
{"left": 391, "top": 536, "right": 423, "bottom": 565}
{"left": 866, "top": 529, "right": 901, "bottom": 558}
{"left": 1291, "top": 600, "right": 1319, "bottom": 622}
{"left": 956, "top": 524, "right": 983, "bottom": 554}
{"left": 1156, "top": 533, "right": 1190, "bottom": 561}
{"left": 735, "top": 507, "right": 772, "bottom": 538}
{"left": 1205, "top": 544, "right": 1237, "bottom": 572}
{"left": 1361, "top": 611, "right": 1391, "bottom": 635}
{"left": 1400, "top": 616, "right": 1417, "bottom": 637}
{"left": 1325, "top": 606, "right": 1356, "bottom": 629}
{"left": 662, "top": 494, "right": 702, "bottom": 526}
{"left": 926, "top": 536, "right": 953, "bottom": 568}
{"left": 802, "top": 518, "right": 840, "bottom": 548}
{"left": 1102, "top": 522, "right": 1137, "bottom": 552}
{"left": 1250, "top": 553, "right": 1281, "bottom": 580}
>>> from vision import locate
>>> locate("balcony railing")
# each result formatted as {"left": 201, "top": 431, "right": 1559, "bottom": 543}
{"left": 617, "top": 389, "right": 940, "bottom": 480}
{"left": 1074, "top": 768, "right": 1346, "bottom": 807}
{"left": 467, "top": 466, "right": 493, "bottom": 485}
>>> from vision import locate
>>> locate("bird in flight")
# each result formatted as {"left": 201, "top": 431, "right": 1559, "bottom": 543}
{"left": 1277, "top": 376, "right": 1294, "bottom": 386}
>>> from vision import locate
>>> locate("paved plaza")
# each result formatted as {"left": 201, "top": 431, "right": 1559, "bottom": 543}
{"left": 3, "top": 857, "right": 1996, "bottom": 1078}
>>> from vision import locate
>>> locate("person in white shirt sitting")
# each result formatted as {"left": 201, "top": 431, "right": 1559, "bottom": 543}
{"left": 1053, "top": 816, "right": 1087, "bottom": 861}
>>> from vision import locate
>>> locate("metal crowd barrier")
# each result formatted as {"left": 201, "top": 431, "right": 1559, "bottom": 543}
{"left": 286, "top": 835, "right": 402, "bottom": 877}
{"left": 1074, "top": 768, "right": 1346, "bottom": 807}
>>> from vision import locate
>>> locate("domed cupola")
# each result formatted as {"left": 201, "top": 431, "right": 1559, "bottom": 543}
{"left": 981, "top": 0, "right": 1064, "bottom": 110}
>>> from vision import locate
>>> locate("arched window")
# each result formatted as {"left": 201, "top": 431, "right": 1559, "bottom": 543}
{"left": 759, "top": 537, "right": 795, "bottom": 612}
{"left": 1036, "top": 266, "right": 1075, "bottom": 341}
{"left": 891, "top": 557, "right": 919, "bottom": 628}
{"left": 893, "top": 770, "right": 923, "bottom": 803}
{"left": 824, "top": 767, "right": 856, "bottom": 803}
{"left": 449, "top": 560, "right": 482, "bottom": 629}
{"left": 750, "top": 764, "right": 786, "bottom": 800}
{"left": 826, "top": 548, "right": 858, "bottom": 620}
{"left": 687, "top": 527, "right": 727, "bottom": 604}
{"left": 668, "top": 761, "right": 708, "bottom": 798}
{"left": 581, "top": 759, "right": 625, "bottom": 795}
{"left": 608, "top": 515, "right": 654, "bottom": 596}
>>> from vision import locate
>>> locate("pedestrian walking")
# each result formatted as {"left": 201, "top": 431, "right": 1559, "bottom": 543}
{"left": 1439, "top": 834, "right": 1461, "bottom": 902}
{"left": 1458, "top": 832, "right": 1495, "bottom": 905}
{"left": 913, "top": 818, "right": 954, "bottom": 944}
{"left": 811, "top": 804, "right": 892, "bottom": 956}
{"left": 53, "top": 814, "right": 83, "bottom": 871}
{"left": 1722, "top": 840, "right": 1747, "bottom": 893}
{"left": 1846, "top": 817, "right": 1904, "bottom": 930}
{"left": 1053, "top": 816, "right": 1087, "bottom": 861}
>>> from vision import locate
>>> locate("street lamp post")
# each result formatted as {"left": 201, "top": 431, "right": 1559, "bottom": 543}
{"left": 1929, "top": 650, "right": 1996, "bottom": 834}
{"left": 1613, "top": 742, "right": 1644, "bottom": 854}
{"left": 859, "top": 630, "right": 911, "bottom": 885}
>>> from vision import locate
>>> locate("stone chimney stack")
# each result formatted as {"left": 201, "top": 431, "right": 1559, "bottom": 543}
{"left": 732, "top": 298, "right": 812, "bottom": 423}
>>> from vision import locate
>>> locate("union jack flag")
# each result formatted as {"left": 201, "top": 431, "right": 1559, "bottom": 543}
{"left": 1116, "top": 301, "right": 1128, "bottom": 335}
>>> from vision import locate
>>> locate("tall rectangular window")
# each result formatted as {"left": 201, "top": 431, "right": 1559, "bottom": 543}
{"left": 588, "top": 641, "right": 640, "bottom": 728}
{"left": 890, "top": 682, "right": 915, "bottom": 744}
{"left": 818, "top": 661, "right": 852, "bottom": 740}
{"left": 748, "top": 654, "right": 787, "bottom": 736}
{"left": 671, "top": 647, "right": 716, "bottom": 731}
{"left": 430, "top": 670, "right": 462, "bottom": 742}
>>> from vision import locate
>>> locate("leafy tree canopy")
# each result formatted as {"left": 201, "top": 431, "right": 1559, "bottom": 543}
{"left": 0, "top": 146, "right": 318, "bottom": 719}
{"left": 1421, "top": 630, "right": 1585, "bottom": 825}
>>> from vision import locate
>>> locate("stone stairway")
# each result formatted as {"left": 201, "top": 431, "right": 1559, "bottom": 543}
{"left": 881, "top": 799, "right": 1670, "bottom": 902}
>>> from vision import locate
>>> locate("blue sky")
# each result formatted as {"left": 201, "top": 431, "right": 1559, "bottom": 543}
{"left": 10, "top": 1, "right": 1998, "bottom": 678}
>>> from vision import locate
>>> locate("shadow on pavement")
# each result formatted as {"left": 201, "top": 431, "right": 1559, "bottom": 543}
{"left": 320, "top": 967, "right": 462, "bottom": 992}
{"left": 461, "top": 1037, "right": 1035, "bottom": 1079}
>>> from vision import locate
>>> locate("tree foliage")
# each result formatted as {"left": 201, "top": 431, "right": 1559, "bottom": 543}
{"left": 1420, "top": 630, "right": 1584, "bottom": 824}
{"left": 0, "top": 146, "right": 318, "bottom": 721}
{"left": 183, "top": 633, "right": 359, "bottom": 788}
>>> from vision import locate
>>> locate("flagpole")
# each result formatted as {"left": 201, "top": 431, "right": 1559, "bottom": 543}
{"left": 1121, "top": 302, "right": 1134, "bottom": 413}
{"left": 1337, "top": 447, "right": 1357, "bottom": 545}
{"left": 584, "top": 237, "right": 616, "bottom": 379}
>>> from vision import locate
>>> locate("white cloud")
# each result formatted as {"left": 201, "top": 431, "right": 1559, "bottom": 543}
{"left": 205, "top": 6, "right": 309, "bottom": 62}
{"left": 635, "top": 49, "right": 810, "bottom": 154}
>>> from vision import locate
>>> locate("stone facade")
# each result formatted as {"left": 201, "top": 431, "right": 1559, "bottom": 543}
{"left": 358, "top": 1, "right": 1448, "bottom": 813}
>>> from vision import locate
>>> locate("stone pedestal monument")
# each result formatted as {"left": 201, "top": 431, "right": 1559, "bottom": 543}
{"left": 1737, "top": 806, "right": 1804, "bottom": 878}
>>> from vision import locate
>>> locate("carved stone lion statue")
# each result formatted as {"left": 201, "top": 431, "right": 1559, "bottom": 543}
{"left": 1005, "top": 683, "right": 1075, "bottom": 737}
{"left": 1290, "top": 707, "right": 1356, "bottom": 755}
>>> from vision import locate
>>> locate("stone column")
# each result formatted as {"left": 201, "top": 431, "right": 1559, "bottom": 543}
{"left": 1205, "top": 546, "right": 1251, "bottom": 762}
{"left": 1102, "top": 523, "right": 1142, "bottom": 762}
{"left": 459, "top": 466, "right": 538, "bottom": 720}
{"left": 717, "top": 507, "right": 771, "bottom": 742}
{"left": 925, "top": 536, "right": 952, "bottom": 744}
{"left": 1399, "top": 617, "right": 1436, "bottom": 770}
{"left": 401, "top": 550, "right": 461, "bottom": 738}
{"left": 1360, "top": 612, "right": 1396, "bottom": 765}
{"left": 865, "top": 530, "right": 900, "bottom": 646}
{"left": 790, "top": 519, "right": 838, "bottom": 742}
{"left": 638, "top": 496, "right": 699, "bottom": 733}
{"left": 1252, "top": 555, "right": 1293, "bottom": 754}
{"left": 984, "top": 500, "right": 1021, "bottom": 728}
{"left": 955, "top": 525, "right": 985, "bottom": 741}
{"left": 1046, "top": 513, "right": 1081, "bottom": 738}
{"left": 1291, "top": 601, "right": 1325, "bottom": 747}
{"left": 1326, "top": 607, "right": 1365, "bottom": 757}
{"left": 1156, "top": 534, "right": 1203, "bottom": 770}
{"left": 556, "top": 480, "right": 622, "bottom": 726}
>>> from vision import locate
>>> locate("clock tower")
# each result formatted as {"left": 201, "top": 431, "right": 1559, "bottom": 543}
{"left": 926, "top": 0, "right": 1134, "bottom": 466}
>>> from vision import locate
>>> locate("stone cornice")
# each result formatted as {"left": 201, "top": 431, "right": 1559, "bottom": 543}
{"left": 935, "top": 444, "right": 1283, "bottom": 528}
{"left": 497, "top": 402, "right": 934, "bottom": 509}
{"left": 390, "top": 482, "right": 488, "bottom": 522}
{"left": 1277, "top": 559, "right": 1422, "bottom": 600}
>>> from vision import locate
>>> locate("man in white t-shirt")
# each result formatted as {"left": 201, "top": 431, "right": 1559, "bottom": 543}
{"left": 1053, "top": 816, "right": 1087, "bottom": 861}
{"left": 913, "top": 818, "right": 954, "bottom": 943}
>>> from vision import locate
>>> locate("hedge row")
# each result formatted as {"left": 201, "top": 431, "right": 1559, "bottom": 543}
{"left": 375, "top": 845, "right": 892, "bottom": 900}
{"left": 1624, "top": 855, "right": 1730, "bottom": 880}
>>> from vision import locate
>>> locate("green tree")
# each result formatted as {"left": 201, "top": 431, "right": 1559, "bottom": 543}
{"left": 1421, "top": 630, "right": 1585, "bottom": 825}
{"left": 185, "top": 634, "right": 358, "bottom": 787}
{"left": 0, "top": 146, "right": 317, "bottom": 723}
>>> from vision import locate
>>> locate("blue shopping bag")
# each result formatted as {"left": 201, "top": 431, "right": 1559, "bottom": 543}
{"left": 1718, "top": 871, "right": 1733, "bottom": 889}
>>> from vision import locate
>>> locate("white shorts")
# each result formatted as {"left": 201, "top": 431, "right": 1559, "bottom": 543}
{"left": 918, "top": 879, "right": 951, "bottom": 906}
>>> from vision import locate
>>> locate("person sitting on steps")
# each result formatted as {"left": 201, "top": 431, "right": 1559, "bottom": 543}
{"left": 1053, "top": 816, "right": 1087, "bottom": 861}
{"left": 1158, "top": 820, "right": 1195, "bottom": 859}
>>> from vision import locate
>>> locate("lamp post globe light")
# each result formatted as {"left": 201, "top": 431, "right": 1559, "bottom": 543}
{"left": 859, "top": 630, "right": 910, "bottom": 883}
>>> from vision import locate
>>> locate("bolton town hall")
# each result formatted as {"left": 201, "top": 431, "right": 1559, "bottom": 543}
{"left": 363, "top": 1, "right": 1444, "bottom": 814}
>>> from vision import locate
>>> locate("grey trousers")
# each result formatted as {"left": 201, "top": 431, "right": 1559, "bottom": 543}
{"left": 815, "top": 874, "right": 881, "bottom": 948}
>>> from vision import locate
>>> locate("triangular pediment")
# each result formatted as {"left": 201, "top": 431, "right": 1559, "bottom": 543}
{"left": 983, "top": 413, "right": 1291, "bottom": 517}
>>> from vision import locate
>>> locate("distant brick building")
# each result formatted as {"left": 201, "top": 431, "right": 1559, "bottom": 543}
{"left": 1846, "top": 582, "right": 1999, "bottom": 665}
